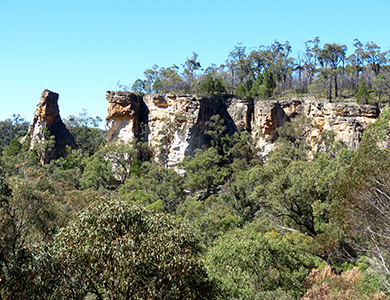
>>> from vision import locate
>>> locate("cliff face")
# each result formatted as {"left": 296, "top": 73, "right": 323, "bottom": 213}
{"left": 106, "top": 93, "right": 244, "bottom": 166}
{"left": 106, "top": 92, "right": 380, "bottom": 165}
{"left": 106, "top": 91, "right": 149, "bottom": 142}
{"left": 254, "top": 99, "right": 379, "bottom": 153}
{"left": 24, "top": 89, "right": 76, "bottom": 163}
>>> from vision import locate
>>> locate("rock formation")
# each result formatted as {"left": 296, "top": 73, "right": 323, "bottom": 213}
{"left": 106, "top": 91, "right": 148, "bottom": 142}
{"left": 106, "top": 92, "right": 243, "bottom": 166}
{"left": 23, "top": 89, "right": 76, "bottom": 163}
{"left": 106, "top": 92, "right": 380, "bottom": 165}
{"left": 254, "top": 99, "right": 379, "bottom": 153}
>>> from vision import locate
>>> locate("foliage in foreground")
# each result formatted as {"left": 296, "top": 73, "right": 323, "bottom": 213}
{"left": 205, "top": 227, "right": 316, "bottom": 299}
{"left": 29, "top": 199, "right": 219, "bottom": 300}
{"left": 333, "top": 108, "right": 390, "bottom": 287}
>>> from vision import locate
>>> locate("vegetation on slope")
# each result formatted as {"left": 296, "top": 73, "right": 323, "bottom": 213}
{"left": 119, "top": 38, "right": 390, "bottom": 105}
{"left": 2, "top": 40, "right": 390, "bottom": 297}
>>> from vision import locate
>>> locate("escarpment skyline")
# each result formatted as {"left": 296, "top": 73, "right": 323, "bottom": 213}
{"left": 20, "top": 89, "right": 382, "bottom": 165}
{"left": 20, "top": 89, "right": 382, "bottom": 166}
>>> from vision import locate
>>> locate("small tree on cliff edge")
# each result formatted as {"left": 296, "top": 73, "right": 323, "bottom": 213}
{"left": 356, "top": 80, "right": 371, "bottom": 104}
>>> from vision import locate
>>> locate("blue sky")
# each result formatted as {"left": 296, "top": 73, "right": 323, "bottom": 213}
{"left": 1, "top": 0, "right": 389, "bottom": 127}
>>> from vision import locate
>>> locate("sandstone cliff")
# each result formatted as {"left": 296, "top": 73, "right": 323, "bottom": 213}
{"left": 106, "top": 92, "right": 380, "bottom": 165}
{"left": 254, "top": 99, "right": 379, "bottom": 153}
{"left": 106, "top": 92, "right": 243, "bottom": 166}
{"left": 23, "top": 89, "right": 76, "bottom": 163}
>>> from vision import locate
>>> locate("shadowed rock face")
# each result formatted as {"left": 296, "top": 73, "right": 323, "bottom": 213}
{"left": 24, "top": 89, "right": 75, "bottom": 163}
{"left": 184, "top": 96, "right": 238, "bottom": 157}
{"left": 106, "top": 92, "right": 380, "bottom": 165}
{"left": 106, "top": 91, "right": 149, "bottom": 142}
{"left": 106, "top": 92, "right": 248, "bottom": 166}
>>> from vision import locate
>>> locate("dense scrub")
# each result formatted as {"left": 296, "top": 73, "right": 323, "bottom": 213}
{"left": 1, "top": 103, "right": 390, "bottom": 298}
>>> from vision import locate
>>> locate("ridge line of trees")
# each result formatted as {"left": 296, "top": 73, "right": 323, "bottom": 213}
{"left": 119, "top": 38, "right": 390, "bottom": 104}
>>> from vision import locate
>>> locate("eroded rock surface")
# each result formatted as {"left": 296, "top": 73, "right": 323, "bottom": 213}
{"left": 143, "top": 94, "right": 240, "bottom": 166}
{"left": 253, "top": 99, "right": 379, "bottom": 153}
{"left": 106, "top": 91, "right": 148, "bottom": 142}
{"left": 106, "top": 92, "right": 380, "bottom": 165}
{"left": 107, "top": 93, "right": 246, "bottom": 166}
{"left": 23, "top": 89, "right": 75, "bottom": 163}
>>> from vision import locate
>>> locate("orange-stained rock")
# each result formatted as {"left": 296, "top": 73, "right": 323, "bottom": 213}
{"left": 106, "top": 92, "right": 242, "bottom": 166}
{"left": 106, "top": 92, "right": 381, "bottom": 165}
{"left": 34, "top": 89, "right": 60, "bottom": 126}
{"left": 253, "top": 99, "right": 379, "bottom": 153}
{"left": 106, "top": 91, "right": 148, "bottom": 142}
{"left": 23, "top": 89, "right": 75, "bottom": 164}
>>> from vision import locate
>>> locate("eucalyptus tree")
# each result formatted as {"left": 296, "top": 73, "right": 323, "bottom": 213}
{"left": 317, "top": 43, "right": 347, "bottom": 100}
{"left": 0, "top": 168, "right": 96, "bottom": 299}
{"left": 352, "top": 39, "right": 365, "bottom": 77}
{"left": 0, "top": 114, "right": 29, "bottom": 152}
{"left": 248, "top": 46, "right": 266, "bottom": 78}
{"left": 143, "top": 64, "right": 160, "bottom": 93}
{"left": 158, "top": 65, "right": 182, "bottom": 92}
{"left": 224, "top": 43, "right": 251, "bottom": 93}
{"left": 294, "top": 50, "right": 305, "bottom": 90}
{"left": 40, "top": 199, "right": 220, "bottom": 299}
{"left": 373, "top": 72, "right": 390, "bottom": 104}
{"left": 131, "top": 78, "right": 146, "bottom": 92}
{"left": 182, "top": 52, "right": 202, "bottom": 93}
{"left": 303, "top": 37, "right": 321, "bottom": 85}
{"left": 247, "top": 41, "right": 295, "bottom": 97}
{"left": 205, "top": 227, "right": 315, "bottom": 299}
{"left": 333, "top": 108, "right": 390, "bottom": 285}
{"left": 362, "top": 41, "right": 389, "bottom": 77}
{"left": 269, "top": 40, "right": 295, "bottom": 94}
{"left": 344, "top": 39, "right": 365, "bottom": 90}
{"left": 64, "top": 109, "right": 105, "bottom": 157}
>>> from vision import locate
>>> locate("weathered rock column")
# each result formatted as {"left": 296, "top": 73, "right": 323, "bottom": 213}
{"left": 23, "top": 89, "right": 76, "bottom": 163}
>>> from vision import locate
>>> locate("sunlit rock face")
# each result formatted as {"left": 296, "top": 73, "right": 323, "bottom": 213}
{"left": 106, "top": 91, "right": 148, "bottom": 142}
{"left": 107, "top": 92, "right": 244, "bottom": 166}
{"left": 106, "top": 92, "right": 380, "bottom": 165}
{"left": 143, "top": 94, "right": 201, "bottom": 166}
{"left": 23, "top": 89, "right": 76, "bottom": 163}
{"left": 253, "top": 99, "right": 379, "bottom": 153}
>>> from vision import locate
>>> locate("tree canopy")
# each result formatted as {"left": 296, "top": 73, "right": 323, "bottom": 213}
{"left": 123, "top": 38, "right": 390, "bottom": 104}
